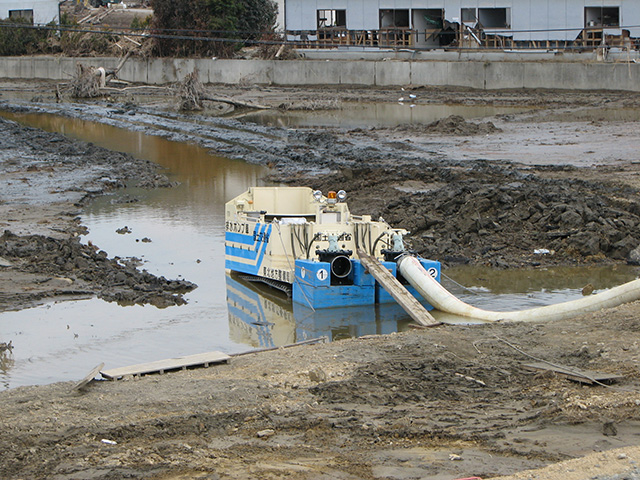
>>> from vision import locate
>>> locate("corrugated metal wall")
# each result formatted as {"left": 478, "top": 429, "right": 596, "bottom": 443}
{"left": 285, "top": 0, "right": 640, "bottom": 42}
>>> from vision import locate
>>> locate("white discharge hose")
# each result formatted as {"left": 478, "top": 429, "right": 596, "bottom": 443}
{"left": 398, "top": 256, "right": 640, "bottom": 323}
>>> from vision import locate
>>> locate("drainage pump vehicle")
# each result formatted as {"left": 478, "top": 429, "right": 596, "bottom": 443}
{"left": 224, "top": 186, "right": 440, "bottom": 309}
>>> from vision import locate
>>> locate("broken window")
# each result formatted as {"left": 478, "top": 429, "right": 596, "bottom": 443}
{"left": 8, "top": 9, "right": 34, "bottom": 24}
{"left": 413, "top": 9, "right": 444, "bottom": 30}
{"left": 379, "top": 9, "right": 410, "bottom": 28}
{"left": 478, "top": 8, "right": 510, "bottom": 29}
{"left": 585, "top": 6, "right": 620, "bottom": 27}
{"left": 461, "top": 8, "right": 477, "bottom": 25}
{"left": 317, "top": 9, "right": 346, "bottom": 28}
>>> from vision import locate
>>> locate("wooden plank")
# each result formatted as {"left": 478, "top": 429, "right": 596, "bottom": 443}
{"left": 357, "top": 249, "right": 440, "bottom": 327}
{"left": 231, "top": 336, "right": 328, "bottom": 357}
{"left": 521, "top": 362, "right": 623, "bottom": 385}
{"left": 100, "top": 351, "right": 230, "bottom": 380}
{"left": 72, "top": 362, "right": 105, "bottom": 391}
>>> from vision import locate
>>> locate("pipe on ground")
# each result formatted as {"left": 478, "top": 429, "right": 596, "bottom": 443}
{"left": 397, "top": 255, "right": 640, "bottom": 323}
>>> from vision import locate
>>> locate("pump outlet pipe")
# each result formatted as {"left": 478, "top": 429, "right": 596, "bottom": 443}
{"left": 397, "top": 255, "right": 640, "bottom": 323}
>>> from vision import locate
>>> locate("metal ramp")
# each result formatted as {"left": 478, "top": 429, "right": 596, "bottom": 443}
{"left": 357, "top": 250, "right": 440, "bottom": 327}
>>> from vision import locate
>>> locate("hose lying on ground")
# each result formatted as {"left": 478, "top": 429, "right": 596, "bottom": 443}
{"left": 397, "top": 255, "right": 640, "bottom": 323}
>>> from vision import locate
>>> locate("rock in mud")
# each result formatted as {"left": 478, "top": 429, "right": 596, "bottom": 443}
{"left": 626, "top": 244, "right": 640, "bottom": 265}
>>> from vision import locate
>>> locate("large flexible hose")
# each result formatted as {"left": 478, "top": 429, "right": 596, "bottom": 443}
{"left": 397, "top": 255, "right": 640, "bottom": 323}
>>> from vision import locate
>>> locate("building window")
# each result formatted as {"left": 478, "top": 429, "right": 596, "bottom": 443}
{"left": 478, "top": 8, "right": 510, "bottom": 29}
{"left": 317, "top": 9, "right": 346, "bottom": 28}
{"left": 380, "top": 9, "right": 410, "bottom": 28}
{"left": 461, "top": 8, "right": 477, "bottom": 25}
{"left": 9, "top": 9, "right": 34, "bottom": 23}
{"left": 585, "top": 7, "right": 620, "bottom": 27}
{"left": 415, "top": 9, "right": 444, "bottom": 29}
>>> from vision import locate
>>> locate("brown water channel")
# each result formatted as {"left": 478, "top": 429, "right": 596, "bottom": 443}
{"left": 1, "top": 111, "right": 639, "bottom": 390}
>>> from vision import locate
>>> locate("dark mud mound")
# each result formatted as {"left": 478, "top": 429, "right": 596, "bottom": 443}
{"left": 427, "top": 115, "right": 501, "bottom": 135}
{"left": 305, "top": 162, "right": 640, "bottom": 267}
{"left": 397, "top": 115, "right": 502, "bottom": 135}
{"left": 0, "top": 230, "right": 196, "bottom": 307}
{"left": 311, "top": 356, "right": 504, "bottom": 406}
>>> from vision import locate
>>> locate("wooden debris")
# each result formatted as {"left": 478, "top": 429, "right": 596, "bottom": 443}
{"left": 230, "top": 336, "right": 328, "bottom": 357}
{"left": 497, "top": 336, "right": 622, "bottom": 386}
{"left": 72, "top": 362, "right": 104, "bottom": 391}
{"left": 521, "top": 362, "right": 623, "bottom": 385}
{"left": 69, "top": 64, "right": 104, "bottom": 98}
{"left": 66, "top": 52, "right": 131, "bottom": 99}
{"left": 275, "top": 44, "right": 286, "bottom": 58}
{"left": 100, "top": 351, "right": 230, "bottom": 380}
{"left": 124, "top": 36, "right": 141, "bottom": 47}
{"left": 201, "top": 94, "right": 270, "bottom": 110}
{"left": 178, "top": 70, "right": 204, "bottom": 111}
{"left": 455, "top": 372, "right": 486, "bottom": 386}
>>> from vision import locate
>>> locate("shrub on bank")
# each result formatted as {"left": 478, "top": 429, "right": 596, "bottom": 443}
{"left": 151, "top": 0, "right": 278, "bottom": 58}
{"left": 0, "top": 18, "right": 51, "bottom": 56}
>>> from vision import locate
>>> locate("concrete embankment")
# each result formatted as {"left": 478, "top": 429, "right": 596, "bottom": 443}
{"left": 1, "top": 53, "right": 639, "bottom": 91}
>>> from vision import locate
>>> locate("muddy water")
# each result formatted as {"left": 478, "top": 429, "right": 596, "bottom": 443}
{"left": 1, "top": 112, "right": 639, "bottom": 390}
{"left": 237, "top": 103, "right": 528, "bottom": 128}
{"left": 441, "top": 264, "right": 640, "bottom": 312}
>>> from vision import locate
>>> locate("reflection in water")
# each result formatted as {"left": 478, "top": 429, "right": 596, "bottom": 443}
{"left": 227, "top": 274, "right": 296, "bottom": 348}
{"left": 227, "top": 263, "right": 640, "bottom": 344}
{"left": 1, "top": 111, "right": 262, "bottom": 196}
{"left": 444, "top": 264, "right": 639, "bottom": 298}
{"left": 238, "top": 103, "right": 530, "bottom": 128}
{"left": 437, "top": 264, "right": 640, "bottom": 320}
{"left": 226, "top": 273, "right": 412, "bottom": 346}
{"left": 0, "top": 350, "right": 15, "bottom": 390}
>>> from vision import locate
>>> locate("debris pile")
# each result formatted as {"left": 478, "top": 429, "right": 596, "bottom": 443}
{"left": 69, "top": 63, "right": 106, "bottom": 98}
{"left": 177, "top": 70, "right": 204, "bottom": 111}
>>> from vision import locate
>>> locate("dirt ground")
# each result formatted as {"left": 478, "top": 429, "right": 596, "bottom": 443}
{"left": 1, "top": 79, "right": 640, "bottom": 479}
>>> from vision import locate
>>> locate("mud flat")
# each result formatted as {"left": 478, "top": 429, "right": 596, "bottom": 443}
{"left": 2, "top": 308, "right": 640, "bottom": 479}
{"left": 1, "top": 80, "right": 640, "bottom": 479}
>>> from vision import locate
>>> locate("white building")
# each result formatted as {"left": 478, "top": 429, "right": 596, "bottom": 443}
{"left": 276, "top": 0, "right": 286, "bottom": 31}
{"left": 285, "top": 0, "right": 640, "bottom": 48}
{"left": 0, "top": 0, "right": 60, "bottom": 24}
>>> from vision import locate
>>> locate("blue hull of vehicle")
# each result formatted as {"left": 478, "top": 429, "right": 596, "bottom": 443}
{"left": 292, "top": 257, "right": 441, "bottom": 308}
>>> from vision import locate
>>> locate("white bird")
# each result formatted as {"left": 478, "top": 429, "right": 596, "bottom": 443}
{"left": 398, "top": 97, "right": 404, "bottom": 102}
{"left": 409, "top": 94, "right": 417, "bottom": 99}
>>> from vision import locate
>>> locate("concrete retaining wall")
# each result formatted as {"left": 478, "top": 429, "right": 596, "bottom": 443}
{"left": 1, "top": 55, "right": 639, "bottom": 91}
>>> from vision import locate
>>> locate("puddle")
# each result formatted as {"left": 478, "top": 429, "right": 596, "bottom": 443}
{"left": 439, "top": 264, "right": 639, "bottom": 315}
{"left": 235, "top": 102, "right": 529, "bottom": 128}
{"left": 1, "top": 111, "right": 638, "bottom": 389}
